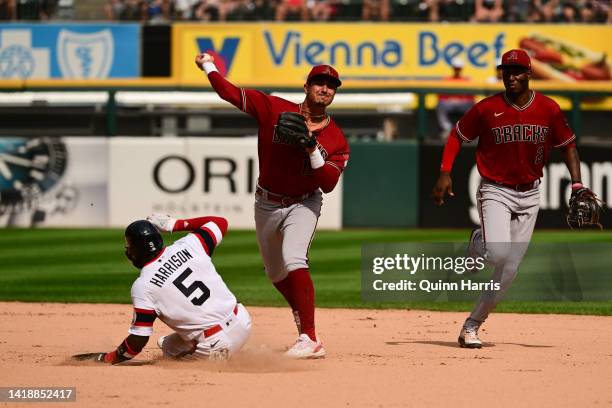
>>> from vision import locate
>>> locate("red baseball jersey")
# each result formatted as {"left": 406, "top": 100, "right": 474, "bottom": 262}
{"left": 208, "top": 72, "right": 349, "bottom": 197}
{"left": 456, "top": 91, "right": 575, "bottom": 185}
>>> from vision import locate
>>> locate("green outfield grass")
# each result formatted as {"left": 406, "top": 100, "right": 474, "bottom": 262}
{"left": 1, "top": 228, "right": 611, "bottom": 315}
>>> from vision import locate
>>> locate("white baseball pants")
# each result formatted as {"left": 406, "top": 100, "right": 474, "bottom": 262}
{"left": 160, "top": 303, "right": 252, "bottom": 359}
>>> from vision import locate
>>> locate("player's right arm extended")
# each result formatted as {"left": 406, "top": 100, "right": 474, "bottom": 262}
{"left": 147, "top": 214, "right": 228, "bottom": 236}
{"left": 172, "top": 215, "right": 228, "bottom": 256}
{"left": 432, "top": 129, "right": 463, "bottom": 205}
{"left": 196, "top": 53, "right": 269, "bottom": 118}
{"left": 172, "top": 216, "right": 228, "bottom": 237}
{"left": 194, "top": 52, "right": 245, "bottom": 110}
{"left": 207, "top": 70, "right": 244, "bottom": 111}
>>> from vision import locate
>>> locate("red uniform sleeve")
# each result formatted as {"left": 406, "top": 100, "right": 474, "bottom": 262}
{"left": 314, "top": 145, "right": 349, "bottom": 193}
{"left": 440, "top": 129, "right": 463, "bottom": 172}
{"left": 550, "top": 103, "right": 576, "bottom": 148}
{"left": 455, "top": 103, "right": 482, "bottom": 142}
{"left": 208, "top": 71, "right": 272, "bottom": 123}
{"left": 173, "top": 215, "right": 228, "bottom": 256}
{"left": 174, "top": 216, "right": 228, "bottom": 236}
{"left": 105, "top": 334, "right": 150, "bottom": 364}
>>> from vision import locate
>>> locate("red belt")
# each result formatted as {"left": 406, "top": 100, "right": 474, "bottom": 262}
{"left": 256, "top": 186, "right": 314, "bottom": 207}
{"left": 484, "top": 178, "right": 539, "bottom": 192}
{"left": 203, "top": 305, "right": 238, "bottom": 338}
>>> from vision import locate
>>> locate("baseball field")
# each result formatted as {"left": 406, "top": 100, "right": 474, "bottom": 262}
{"left": 1, "top": 228, "right": 611, "bottom": 407}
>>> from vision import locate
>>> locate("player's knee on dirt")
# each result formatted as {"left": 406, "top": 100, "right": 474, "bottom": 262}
{"left": 161, "top": 333, "right": 196, "bottom": 358}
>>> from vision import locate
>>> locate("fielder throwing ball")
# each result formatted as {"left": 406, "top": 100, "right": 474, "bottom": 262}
{"left": 432, "top": 49, "right": 598, "bottom": 348}
{"left": 73, "top": 214, "right": 251, "bottom": 364}
{"left": 196, "top": 53, "right": 349, "bottom": 358}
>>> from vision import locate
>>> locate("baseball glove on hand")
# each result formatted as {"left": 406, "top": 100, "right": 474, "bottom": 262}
{"left": 276, "top": 112, "right": 316, "bottom": 149}
{"left": 567, "top": 187, "right": 604, "bottom": 230}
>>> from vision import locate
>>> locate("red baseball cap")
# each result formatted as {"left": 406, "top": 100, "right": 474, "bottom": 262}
{"left": 307, "top": 65, "right": 342, "bottom": 88}
{"left": 497, "top": 49, "right": 531, "bottom": 70}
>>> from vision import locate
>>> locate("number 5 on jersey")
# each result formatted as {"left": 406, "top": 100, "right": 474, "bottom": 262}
{"left": 173, "top": 268, "right": 210, "bottom": 306}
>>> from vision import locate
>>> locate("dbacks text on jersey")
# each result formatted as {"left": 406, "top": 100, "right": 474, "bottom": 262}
{"left": 493, "top": 124, "right": 549, "bottom": 145}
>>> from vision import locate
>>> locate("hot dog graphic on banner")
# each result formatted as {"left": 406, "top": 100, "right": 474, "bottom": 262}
{"left": 519, "top": 33, "right": 610, "bottom": 82}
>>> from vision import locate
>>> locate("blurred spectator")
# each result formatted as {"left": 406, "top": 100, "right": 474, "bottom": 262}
{"left": 577, "top": 0, "right": 610, "bottom": 22}
{"left": 275, "top": 0, "right": 308, "bottom": 20}
{"left": 309, "top": 0, "right": 334, "bottom": 20}
{"left": 579, "top": 0, "right": 597, "bottom": 21}
{"left": 533, "top": 0, "right": 561, "bottom": 21}
{"left": 223, "top": 0, "right": 256, "bottom": 20}
{"left": 486, "top": 57, "right": 503, "bottom": 84}
{"left": 435, "top": 57, "right": 475, "bottom": 140}
{"left": 249, "top": 0, "right": 274, "bottom": 19}
{"left": 418, "top": 0, "right": 467, "bottom": 22}
{"left": 526, "top": 0, "right": 546, "bottom": 21}
{"left": 0, "top": 0, "right": 15, "bottom": 19}
{"left": 15, "top": 0, "right": 44, "bottom": 19}
{"left": 559, "top": 0, "right": 579, "bottom": 21}
{"left": 362, "top": 0, "right": 389, "bottom": 21}
{"left": 105, "top": 0, "right": 144, "bottom": 20}
{"left": 174, "top": 0, "right": 199, "bottom": 18}
{"left": 193, "top": 0, "right": 220, "bottom": 20}
{"left": 11, "top": 0, "right": 59, "bottom": 20}
{"left": 506, "top": 0, "right": 531, "bottom": 21}
{"left": 471, "top": 0, "right": 504, "bottom": 22}
{"left": 143, "top": 0, "right": 171, "bottom": 22}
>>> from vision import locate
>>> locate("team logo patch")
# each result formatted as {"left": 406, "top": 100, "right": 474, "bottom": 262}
{"left": 57, "top": 29, "right": 113, "bottom": 79}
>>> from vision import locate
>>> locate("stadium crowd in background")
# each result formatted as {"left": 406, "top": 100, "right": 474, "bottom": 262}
{"left": 0, "top": 0, "right": 60, "bottom": 20}
{"left": 2, "top": 0, "right": 611, "bottom": 22}
{"left": 108, "top": 0, "right": 612, "bottom": 22}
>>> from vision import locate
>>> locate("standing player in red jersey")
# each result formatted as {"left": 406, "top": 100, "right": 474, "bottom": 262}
{"left": 432, "top": 49, "right": 596, "bottom": 348}
{"left": 195, "top": 53, "right": 349, "bottom": 358}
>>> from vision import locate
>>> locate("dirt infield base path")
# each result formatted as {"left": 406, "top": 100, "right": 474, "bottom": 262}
{"left": 1, "top": 302, "right": 611, "bottom": 408}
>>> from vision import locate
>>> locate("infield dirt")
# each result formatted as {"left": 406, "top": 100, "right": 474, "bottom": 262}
{"left": 1, "top": 302, "right": 611, "bottom": 407}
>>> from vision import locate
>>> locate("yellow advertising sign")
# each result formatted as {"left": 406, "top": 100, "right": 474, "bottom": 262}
{"left": 173, "top": 23, "right": 612, "bottom": 88}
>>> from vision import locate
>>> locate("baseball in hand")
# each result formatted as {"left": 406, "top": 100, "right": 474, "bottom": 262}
{"left": 195, "top": 53, "right": 214, "bottom": 70}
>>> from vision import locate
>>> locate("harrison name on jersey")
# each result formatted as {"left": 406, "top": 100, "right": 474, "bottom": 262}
{"left": 149, "top": 249, "right": 194, "bottom": 288}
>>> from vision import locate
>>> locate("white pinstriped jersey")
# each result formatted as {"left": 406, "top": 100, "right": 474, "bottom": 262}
{"left": 128, "top": 222, "right": 236, "bottom": 341}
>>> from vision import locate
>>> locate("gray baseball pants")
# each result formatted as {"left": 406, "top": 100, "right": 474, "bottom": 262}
{"left": 469, "top": 180, "right": 540, "bottom": 322}
{"left": 254, "top": 190, "right": 322, "bottom": 283}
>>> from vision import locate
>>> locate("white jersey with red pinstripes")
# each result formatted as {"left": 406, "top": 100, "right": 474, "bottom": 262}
{"left": 128, "top": 221, "right": 236, "bottom": 341}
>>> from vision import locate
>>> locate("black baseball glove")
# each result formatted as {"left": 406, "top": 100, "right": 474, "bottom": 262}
{"left": 276, "top": 112, "right": 316, "bottom": 149}
{"left": 567, "top": 187, "right": 604, "bottom": 230}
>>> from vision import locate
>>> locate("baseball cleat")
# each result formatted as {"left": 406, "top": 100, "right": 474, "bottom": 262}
{"left": 458, "top": 319, "right": 483, "bottom": 349}
{"left": 284, "top": 334, "right": 326, "bottom": 359}
{"left": 157, "top": 335, "right": 167, "bottom": 350}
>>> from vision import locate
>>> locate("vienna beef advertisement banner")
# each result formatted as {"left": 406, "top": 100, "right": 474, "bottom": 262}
{"left": 173, "top": 23, "right": 611, "bottom": 87}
